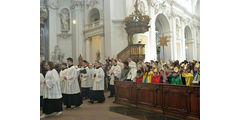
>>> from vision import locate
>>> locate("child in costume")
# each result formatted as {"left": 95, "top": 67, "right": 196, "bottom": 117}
{"left": 142, "top": 65, "right": 153, "bottom": 83}
{"left": 136, "top": 70, "right": 144, "bottom": 82}
{"left": 151, "top": 69, "right": 161, "bottom": 84}
{"left": 171, "top": 67, "right": 183, "bottom": 85}
{"left": 192, "top": 62, "right": 200, "bottom": 85}
{"left": 182, "top": 65, "right": 194, "bottom": 86}
{"left": 179, "top": 63, "right": 186, "bottom": 85}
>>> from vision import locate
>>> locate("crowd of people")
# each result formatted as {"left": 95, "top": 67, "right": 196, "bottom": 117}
{"left": 40, "top": 57, "right": 200, "bottom": 118}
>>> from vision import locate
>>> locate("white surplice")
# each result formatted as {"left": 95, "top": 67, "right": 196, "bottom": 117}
{"left": 89, "top": 68, "right": 95, "bottom": 88}
{"left": 40, "top": 73, "right": 44, "bottom": 97}
{"left": 109, "top": 65, "right": 121, "bottom": 85}
{"left": 59, "top": 69, "right": 68, "bottom": 94}
{"left": 43, "top": 69, "right": 62, "bottom": 99}
{"left": 127, "top": 61, "right": 137, "bottom": 82}
{"left": 64, "top": 66, "right": 80, "bottom": 94}
{"left": 93, "top": 67, "right": 105, "bottom": 90}
{"left": 79, "top": 66, "right": 90, "bottom": 88}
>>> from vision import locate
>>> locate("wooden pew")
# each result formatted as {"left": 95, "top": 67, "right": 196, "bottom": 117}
{"left": 114, "top": 81, "right": 200, "bottom": 120}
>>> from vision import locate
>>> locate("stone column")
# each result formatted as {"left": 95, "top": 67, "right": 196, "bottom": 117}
{"left": 149, "top": 6, "right": 157, "bottom": 61}
{"left": 171, "top": 16, "right": 177, "bottom": 60}
{"left": 181, "top": 20, "right": 186, "bottom": 60}
{"left": 85, "top": 38, "right": 90, "bottom": 62}
{"left": 192, "top": 26, "right": 197, "bottom": 60}
{"left": 71, "top": 5, "right": 84, "bottom": 65}
{"left": 40, "top": 6, "right": 48, "bottom": 61}
{"left": 48, "top": 8, "right": 58, "bottom": 61}
{"left": 101, "top": 35, "right": 105, "bottom": 63}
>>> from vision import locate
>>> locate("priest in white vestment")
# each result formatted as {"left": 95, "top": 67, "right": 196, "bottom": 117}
{"left": 63, "top": 57, "right": 83, "bottom": 109}
{"left": 127, "top": 58, "right": 137, "bottom": 82}
{"left": 89, "top": 61, "right": 105, "bottom": 104}
{"left": 79, "top": 60, "right": 90, "bottom": 99}
{"left": 108, "top": 59, "right": 121, "bottom": 98}
{"left": 41, "top": 61, "right": 62, "bottom": 118}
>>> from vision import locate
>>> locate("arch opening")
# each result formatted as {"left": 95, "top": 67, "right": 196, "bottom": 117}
{"left": 155, "top": 14, "right": 170, "bottom": 62}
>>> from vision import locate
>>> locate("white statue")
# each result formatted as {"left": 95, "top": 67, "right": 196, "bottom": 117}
{"left": 59, "top": 8, "right": 70, "bottom": 32}
{"left": 139, "top": 1, "right": 145, "bottom": 14}
{"left": 51, "top": 45, "right": 64, "bottom": 63}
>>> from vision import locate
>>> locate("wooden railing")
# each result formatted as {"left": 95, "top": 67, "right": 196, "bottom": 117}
{"left": 117, "top": 44, "right": 145, "bottom": 62}
{"left": 114, "top": 81, "right": 200, "bottom": 120}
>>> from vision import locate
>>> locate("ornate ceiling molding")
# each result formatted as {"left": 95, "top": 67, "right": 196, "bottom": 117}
{"left": 57, "top": 32, "right": 72, "bottom": 39}
{"left": 47, "top": 0, "right": 59, "bottom": 10}
{"left": 86, "top": 0, "right": 98, "bottom": 9}
{"left": 84, "top": 26, "right": 104, "bottom": 39}
{"left": 71, "top": 0, "right": 84, "bottom": 9}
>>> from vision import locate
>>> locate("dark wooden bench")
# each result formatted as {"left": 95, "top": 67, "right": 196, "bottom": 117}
{"left": 114, "top": 81, "right": 200, "bottom": 120}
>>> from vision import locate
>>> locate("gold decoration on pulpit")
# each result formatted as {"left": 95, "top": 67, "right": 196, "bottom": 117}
{"left": 159, "top": 34, "right": 170, "bottom": 62}
{"left": 124, "top": 0, "right": 150, "bottom": 45}
{"left": 117, "top": 0, "right": 150, "bottom": 62}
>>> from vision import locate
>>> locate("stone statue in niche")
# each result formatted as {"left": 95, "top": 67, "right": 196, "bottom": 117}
{"left": 59, "top": 8, "right": 70, "bottom": 32}
{"left": 51, "top": 45, "right": 64, "bottom": 63}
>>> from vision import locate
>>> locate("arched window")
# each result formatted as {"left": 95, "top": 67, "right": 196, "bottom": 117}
{"left": 88, "top": 8, "right": 100, "bottom": 23}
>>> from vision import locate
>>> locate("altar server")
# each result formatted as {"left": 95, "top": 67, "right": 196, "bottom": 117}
{"left": 127, "top": 58, "right": 137, "bottom": 82}
{"left": 80, "top": 60, "right": 90, "bottom": 99}
{"left": 59, "top": 63, "right": 68, "bottom": 103}
{"left": 89, "top": 61, "right": 105, "bottom": 104}
{"left": 88, "top": 63, "right": 95, "bottom": 89}
{"left": 108, "top": 59, "right": 121, "bottom": 98}
{"left": 41, "top": 61, "right": 62, "bottom": 118}
{"left": 63, "top": 57, "right": 82, "bottom": 109}
{"left": 40, "top": 70, "right": 44, "bottom": 107}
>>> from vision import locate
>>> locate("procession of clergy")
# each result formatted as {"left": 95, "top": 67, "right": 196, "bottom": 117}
{"left": 40, "top": 57, "right": 200, "bottom": 119}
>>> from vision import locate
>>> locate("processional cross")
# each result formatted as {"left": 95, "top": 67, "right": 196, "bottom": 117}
{"left": 158, "top": 34, "right": 170, "bottom": 61}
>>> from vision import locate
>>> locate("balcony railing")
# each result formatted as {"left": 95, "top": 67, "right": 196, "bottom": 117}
{"left": 84, "top": 19, "right": 103, "bottom": 31}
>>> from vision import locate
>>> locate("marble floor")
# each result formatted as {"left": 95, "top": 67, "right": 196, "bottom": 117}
{"left": 40, "top": 92, "right": 179, "bottom": 120}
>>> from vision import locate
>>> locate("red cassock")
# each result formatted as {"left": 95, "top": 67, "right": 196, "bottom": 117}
{"left": 151, "top": 74, "right": 161, "bottom": 83}
{"left": 136, "top": 75, "right": 143, "bottom": 82}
